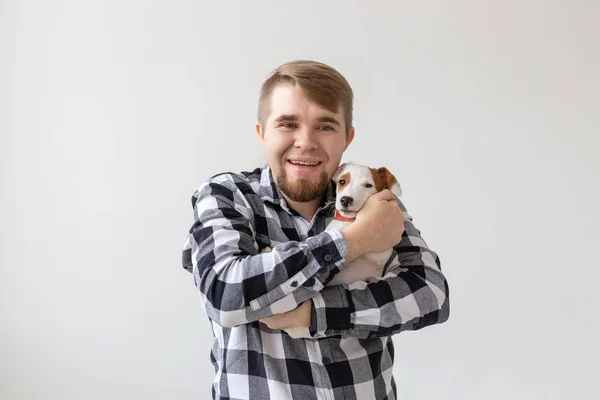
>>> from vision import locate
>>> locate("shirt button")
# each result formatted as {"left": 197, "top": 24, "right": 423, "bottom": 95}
{"left": 322, "top": 357, "right": 331, "bottom": 364}
{"left": 303, "top": 278, "right": 315, "bottom": 287}
{"left": 324, "top": 254, "right": 333, "bottom": 262}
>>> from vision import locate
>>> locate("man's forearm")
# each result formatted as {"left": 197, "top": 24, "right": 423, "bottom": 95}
{"left": 306, "top": 203, "right": 450, "bottom": 339}
{"left": 185, "top": 181, "right": 350, "bottom": 328}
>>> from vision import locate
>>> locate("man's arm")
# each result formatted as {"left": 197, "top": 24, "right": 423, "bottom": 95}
{"left": 307, "top": 202, "right": 450, "bottom": 339}
{"left": 181, "top": 176, "right": 349, "bottom": 328}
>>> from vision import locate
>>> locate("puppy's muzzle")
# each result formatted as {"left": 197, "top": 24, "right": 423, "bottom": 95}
{"left": 340, "top": 196, "right": 353, "bottom": 208}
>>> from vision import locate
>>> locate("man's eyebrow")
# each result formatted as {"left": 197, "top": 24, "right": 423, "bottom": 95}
{"left": 273, "top": 114, "right": 341, "bottom": 126}
{"left": 273, "top": 114, "right": 299, "bottom": 123}
{"left": 318, "top": 116, "right": 341, "bottom": 126}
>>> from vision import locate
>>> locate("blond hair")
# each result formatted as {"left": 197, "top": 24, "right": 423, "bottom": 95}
{"left": 257, "top": 60, "right": 354, "bottom": 137}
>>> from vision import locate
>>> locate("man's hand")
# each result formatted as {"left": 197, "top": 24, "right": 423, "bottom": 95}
{"left": 259, "top": 300, "right": 312, "bottom": 330}
{"left": 342, "top": 189, "right": 405, "bottom": 262}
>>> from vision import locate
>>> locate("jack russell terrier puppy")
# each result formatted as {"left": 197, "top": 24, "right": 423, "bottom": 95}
{"left": 283, "top": 162, "right": 404, "bottom": 339}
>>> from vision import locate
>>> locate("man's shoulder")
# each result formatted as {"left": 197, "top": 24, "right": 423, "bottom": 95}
{"left": 192, "top": 166, "right": 266, "bottom": 201}
{"left": 205, "top": 167, "right": 260, "bottom": 185}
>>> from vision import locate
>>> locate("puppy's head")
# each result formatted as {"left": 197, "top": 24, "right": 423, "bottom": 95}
{"left": 332, "top": 163, "right": 402, "bottom": 219}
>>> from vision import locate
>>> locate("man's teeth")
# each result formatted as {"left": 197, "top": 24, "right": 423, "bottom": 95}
{"left": 290, "top": 161, "right": 319, "bottom": 166}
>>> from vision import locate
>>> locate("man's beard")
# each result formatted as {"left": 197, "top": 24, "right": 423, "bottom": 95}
{"left": 276, "top": 168, "right": 330, "bottom": 202}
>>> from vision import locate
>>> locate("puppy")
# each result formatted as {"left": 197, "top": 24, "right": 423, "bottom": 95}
{"left": 283, "top": 162, "right": 403, "bottom": 338}
{"left": 325, "top": 162, "right": 403, "bottom": 286}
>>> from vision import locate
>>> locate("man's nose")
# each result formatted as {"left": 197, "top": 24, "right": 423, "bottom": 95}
{"left": 340, "top": 196, "right": 353, "bottom": 208}
{"left": 293, "top": 128, "right": 318, "bottom": 150}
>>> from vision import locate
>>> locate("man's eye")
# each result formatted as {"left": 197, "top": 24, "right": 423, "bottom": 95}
{"left": 338, "top": 179, "right": 346, "bottom": 185}
{"left": 283, "top": 123, "right": 297, "bottom": 129}
{"left": 365, "top": 183, "right": 373, "bottom": 188}
{"left": 318, "top": 125, "right": 333, "bottom": 131}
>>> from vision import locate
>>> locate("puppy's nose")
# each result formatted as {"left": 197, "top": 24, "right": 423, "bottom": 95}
{"left": 340, "top": 196, "right": 353, "bottom": 208}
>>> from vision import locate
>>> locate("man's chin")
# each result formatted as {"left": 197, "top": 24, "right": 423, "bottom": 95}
{"left": 280, "top": 184, "right": 322, "bottom": 202}
{"left": 276, "top": 174, "right": 329, "bottom": 203}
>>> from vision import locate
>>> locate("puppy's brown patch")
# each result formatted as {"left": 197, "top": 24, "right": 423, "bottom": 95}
{"left": 336, "top": 172, "right": 351, "bottom": 191}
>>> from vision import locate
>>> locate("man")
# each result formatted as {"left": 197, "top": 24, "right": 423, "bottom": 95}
{"left": 182, "top": 60, "right": 450, "bottom": 400}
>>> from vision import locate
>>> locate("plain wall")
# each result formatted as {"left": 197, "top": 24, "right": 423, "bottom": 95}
{"left": 2, "top": 1, "right": 599, "bottom": 399}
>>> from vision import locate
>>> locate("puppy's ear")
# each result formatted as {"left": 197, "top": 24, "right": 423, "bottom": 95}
{"left": 377, "top": 167, "right": 403, "bottom": 197}
{"left": 332, "top": 163, "right": 347, "bottom": 181}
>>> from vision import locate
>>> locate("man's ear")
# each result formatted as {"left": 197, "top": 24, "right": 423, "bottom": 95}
{"left": 377, "top": 167, "right": 402, "bottom": 197}
{"left": 344, "top": 127, "right": 355, "bottom": 150}
{"left": 256, "top": 123, "right": 265, "bottom": 143}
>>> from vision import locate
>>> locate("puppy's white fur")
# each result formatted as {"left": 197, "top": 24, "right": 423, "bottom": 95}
{"left": 282, "top": 162, "right": 403, "bottom": 339}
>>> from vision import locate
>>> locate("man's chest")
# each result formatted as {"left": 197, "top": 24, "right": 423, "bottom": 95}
{"left": 252, "top": 204, "right": 334, "bottom": 250}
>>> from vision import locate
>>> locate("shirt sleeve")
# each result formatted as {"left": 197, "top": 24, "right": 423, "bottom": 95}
{"left": 181, "top": 177, "right": 348, "bottom": 328}
{"left": 306, "top": 200, "right": 450, "bottom": 339}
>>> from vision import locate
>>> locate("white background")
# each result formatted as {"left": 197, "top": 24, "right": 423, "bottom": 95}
{"left": 2, "top": 1, "right": 599, "bottom": 399}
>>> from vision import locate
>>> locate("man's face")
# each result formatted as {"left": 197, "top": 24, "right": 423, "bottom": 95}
{"left": 256, "top": 84, "right": 354, "bottom": 202}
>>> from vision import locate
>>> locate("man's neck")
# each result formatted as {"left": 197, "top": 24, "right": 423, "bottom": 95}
{"left": 283, "top": 196, "right": 321, "bottom": 222}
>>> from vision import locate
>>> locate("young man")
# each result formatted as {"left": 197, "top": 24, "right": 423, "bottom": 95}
{"left": 182, "top": 60, "right": 450, "bottom": 400}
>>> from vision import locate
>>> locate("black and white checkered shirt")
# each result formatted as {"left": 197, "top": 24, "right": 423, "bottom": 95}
{"left": 182, "top": 165, "right": 450, "bottom": 400}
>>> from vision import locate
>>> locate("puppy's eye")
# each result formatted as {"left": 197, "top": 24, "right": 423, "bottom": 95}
{"left": 365, "top": 183, "right": 373, "bottom": 188}
{"left": 338, "top": 179, "right": 346, "bottom": 185}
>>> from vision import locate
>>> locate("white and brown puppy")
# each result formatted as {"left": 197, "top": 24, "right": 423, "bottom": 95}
{"left": 326, "top": 162, "right": 403, "bottom": 286}
{"left": 283, "top": 162, "right": 403, "bottom": 338}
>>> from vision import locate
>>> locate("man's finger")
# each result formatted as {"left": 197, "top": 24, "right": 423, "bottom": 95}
{"left": 260, "top": 318, "right": 276, "bottom": 329}
{"left": 374, "top": 189, "right": 396, "bottom": 201}
{"left": 260, "top": 314, "right": 285, "bottom": 328}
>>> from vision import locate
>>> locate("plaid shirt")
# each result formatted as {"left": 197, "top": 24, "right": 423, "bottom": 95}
{"left": 182, "top": 165, "right": 450, "bottom": 400}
